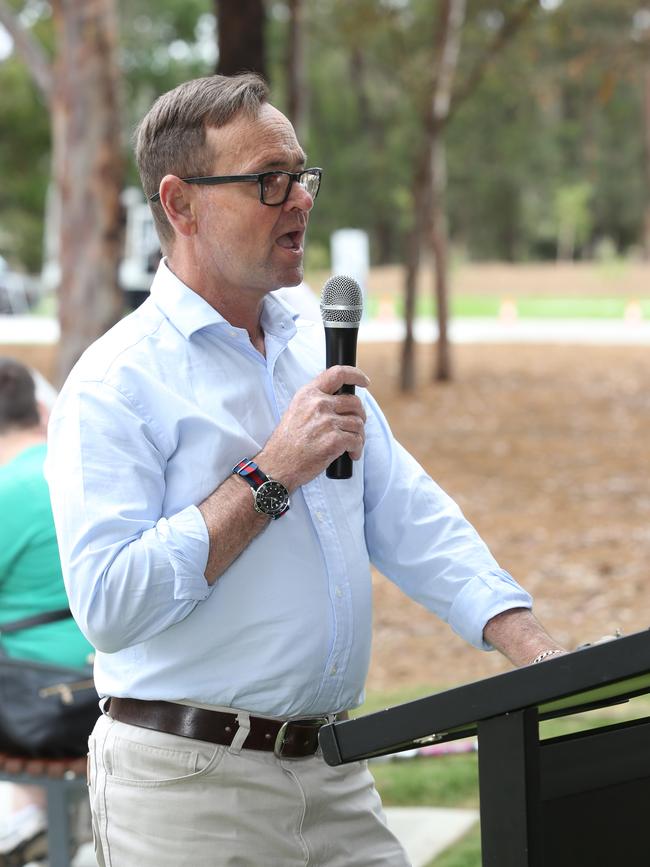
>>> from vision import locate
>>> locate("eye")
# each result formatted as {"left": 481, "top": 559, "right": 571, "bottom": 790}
{"left": 261, "top": 172, "right": 289, "bottom": 202}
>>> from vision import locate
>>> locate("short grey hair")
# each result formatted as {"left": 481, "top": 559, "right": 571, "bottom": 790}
{"left": 134, "top": 73, "right": 270, "bottom": 251}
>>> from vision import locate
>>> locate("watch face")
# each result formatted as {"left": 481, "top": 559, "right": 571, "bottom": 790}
{"left": 255, "top": 480, "right": 290, "bottom": 517}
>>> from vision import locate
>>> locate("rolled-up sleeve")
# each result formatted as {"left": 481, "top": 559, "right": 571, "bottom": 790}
{"left": 362, "top": 393, "right": 532, "bottom": 650}
{"left": 46, "top": 380, "right": 211, "bottom": 654}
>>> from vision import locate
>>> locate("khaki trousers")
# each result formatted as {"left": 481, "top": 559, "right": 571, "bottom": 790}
{"left": 87, "top": 713, "right": 411, "bottom": 866}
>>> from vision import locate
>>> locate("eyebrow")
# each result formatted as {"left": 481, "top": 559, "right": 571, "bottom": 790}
{"left": 248, "top": 152, "right": 308, "bottom": 173}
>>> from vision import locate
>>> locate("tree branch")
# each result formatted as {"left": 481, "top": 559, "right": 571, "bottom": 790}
{"left": 432, "top": 0, "right": 467, "bottom": 125}
{"left": 448, "top": 0, "right": 539, "bottom": 126}
{"left": 0, "top": 0, "right": 52, "bottom": 105}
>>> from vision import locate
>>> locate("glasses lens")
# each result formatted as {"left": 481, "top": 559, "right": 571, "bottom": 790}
{"left": 300, "top": 170, "right": 321, "bottom": 200}
{"left": 261, "top": 173, "right": 291, "bottom": 205}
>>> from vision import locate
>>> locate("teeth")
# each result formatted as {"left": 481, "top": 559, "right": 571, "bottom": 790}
{"left": 277, "top": 231, "right": 301, "bottom": 250}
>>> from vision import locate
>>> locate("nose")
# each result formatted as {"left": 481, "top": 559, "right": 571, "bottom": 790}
{"left": 285, "top": 177, "right": 315, "bottom": 213}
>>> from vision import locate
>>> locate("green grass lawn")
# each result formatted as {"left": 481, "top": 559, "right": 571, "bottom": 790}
{"left": 363, "top": 295, "right": 650, "bottom": 320}
{"left": 361, "top": 687, "right": 650, "bottom": 866}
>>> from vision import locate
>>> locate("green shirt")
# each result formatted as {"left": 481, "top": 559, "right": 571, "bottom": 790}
{"left": 0, "top": 443, "right": 93, "bottom": 667}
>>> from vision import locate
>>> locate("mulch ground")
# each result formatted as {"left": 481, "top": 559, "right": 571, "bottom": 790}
{"left": 6, "top": 339, "right": 650, "bottom": 692}
{"left": 358, "top": 340, "right": 650, "bottom": 690}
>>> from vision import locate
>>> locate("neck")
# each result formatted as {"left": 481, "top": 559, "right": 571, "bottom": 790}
{"left": 167, "top": 258, "right": 267, "bottom": 355}
{"left": 0, "top": 428, "right": 45, "bottom": 466}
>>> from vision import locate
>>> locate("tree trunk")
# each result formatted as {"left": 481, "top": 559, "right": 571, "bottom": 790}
{"left": 431, "top": 137, "right": 452, "bottom": 381}
{"left": 400, "top": 147, "right": 431, "bottom": 392}
{"left": 401, "top": 226, "right": 420, "bottom": 393}
{"left": 399, "top": 0, "right": 538, "bottom": 389}
{"left": 51, "top": 0, "right": 124, "bottom": 384}
{"left": 287, "top": 0, "right": 307, "bottom": 143}
{"left": 349, "top": 47, "right": 392, "bottom": 263}
{"left": 216, "top": 0, "right": 267, "bottom": 81}
{"left": 427, "top": 0, "right": 465, "bottom": 383}
{"left": 643, "top": 63, "right": 650, "bottom": 262}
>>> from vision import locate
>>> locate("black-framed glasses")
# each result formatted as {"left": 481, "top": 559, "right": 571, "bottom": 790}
{"left": 149, "top": 167, "right": 322, "bottom": 206}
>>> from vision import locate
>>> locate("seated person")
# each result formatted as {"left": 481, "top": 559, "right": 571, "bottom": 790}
{"left": 0, "top": 357, "right": 94, "bottom": 865}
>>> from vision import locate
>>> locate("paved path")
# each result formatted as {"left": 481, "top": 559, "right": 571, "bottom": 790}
{"left": 385, "top": 806, "right": 479, "bottom": 865}
{"left": 2, "top": 314, "right": 650, "bottom": 346}
{"left": 358, "top": 315, "right": 650, "bottom": 345}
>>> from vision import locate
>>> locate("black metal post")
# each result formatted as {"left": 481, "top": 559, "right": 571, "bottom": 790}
{"left": 477, "top": 707, "right": 542, "bottom": 867}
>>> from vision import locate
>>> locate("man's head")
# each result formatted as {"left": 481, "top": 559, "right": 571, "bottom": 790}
{"left": 0, "top": 357, "right": 40, "bottom": 435}
{"left": 135, "top": 73, "right": 270, "bottom": 253}
{"left": 135, "top": 73, "right": 318, "bottom": 299}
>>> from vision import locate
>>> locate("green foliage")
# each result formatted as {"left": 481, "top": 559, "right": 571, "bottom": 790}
{"left": 118, "top": 0, "right": 219, "bottom": 187}
{"left": 554, "top": 181, "right": 593, "bottom": 258}
{"left": 0, "top": 0, "right": 219, "bottom": 270}
{"left": 0, "top": 57, "right": 50, "bottom": 269}
{"left": 0, "top": 0, "right": 649, "bottom": 272}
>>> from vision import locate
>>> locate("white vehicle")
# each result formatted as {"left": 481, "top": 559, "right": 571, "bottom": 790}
{"left": 0, "top": 255, "right": 31, "bottom": 314}
{"left": 119, "top": 188, "right": 161, "bottom": 310}
{"left": 41, "top": 187, "right": 160, "bottom": 311}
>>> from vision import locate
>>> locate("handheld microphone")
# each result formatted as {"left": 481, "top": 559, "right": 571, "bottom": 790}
{"left": 320, "top": 275, "right": 364, "bottom": 479}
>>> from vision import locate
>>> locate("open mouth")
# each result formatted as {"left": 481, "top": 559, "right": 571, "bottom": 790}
{"left": 276, "top": 230, "right": 303, "bottom": 252}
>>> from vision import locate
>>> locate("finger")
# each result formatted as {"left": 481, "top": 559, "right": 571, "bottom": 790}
{"left": 332, "top": 394, "right": 367, "bottom": 422}
{"left": 335, "top": 413, "right": 366, "bottom": 436}
{"left": 317, "top": 366, "right": 370, "bottom": 395}
{"left": 346, "top": 431, "right": 365, "bottom": 461}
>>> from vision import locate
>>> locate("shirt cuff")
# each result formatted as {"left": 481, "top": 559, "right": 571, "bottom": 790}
{"left": 447, "top": 569, "right": 533, "bottom": 651}
{"left": 156, "top": 505, "right": 210, "bottom": 600}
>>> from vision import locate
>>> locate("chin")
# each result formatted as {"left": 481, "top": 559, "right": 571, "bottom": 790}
{"left": 276, "top": 266, "right": 304, "bottom": 289}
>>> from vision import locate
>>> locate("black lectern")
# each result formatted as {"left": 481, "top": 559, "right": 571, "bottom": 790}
{"left": 319, "top": 628, "right": 650, "bottom": 867}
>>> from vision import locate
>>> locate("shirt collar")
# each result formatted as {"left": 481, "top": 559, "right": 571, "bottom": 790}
{"left": 149, "top": 259, "right": 299, "bottom": 341}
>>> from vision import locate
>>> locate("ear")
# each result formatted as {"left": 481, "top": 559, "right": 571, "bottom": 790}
{"left": 158, "top": 175, "right": 197, "bottom": 239}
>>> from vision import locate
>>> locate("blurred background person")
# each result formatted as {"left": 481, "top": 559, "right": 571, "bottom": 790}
{"left": 0, "top": 357, "right": 93, "bottom": 866}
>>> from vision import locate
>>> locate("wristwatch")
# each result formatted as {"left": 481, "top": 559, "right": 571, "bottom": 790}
{"left": 232, "top": 458, "right": 290, "bottom": 520}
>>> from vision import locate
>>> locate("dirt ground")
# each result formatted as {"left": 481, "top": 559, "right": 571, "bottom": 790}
{"left": 5, "top": 339, "right": 650, "bottom": 692}
{"left": 358, "top": 340, "right": 650, "bottom": 691}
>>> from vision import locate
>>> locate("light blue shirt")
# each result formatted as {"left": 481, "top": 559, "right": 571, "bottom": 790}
{"left": 46, "top": 261, "right": 532, "bottom": 717}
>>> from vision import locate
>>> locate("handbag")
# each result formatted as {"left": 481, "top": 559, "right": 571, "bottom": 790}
{"left": 0, "top": 608, "right": 100, "bottom": 758}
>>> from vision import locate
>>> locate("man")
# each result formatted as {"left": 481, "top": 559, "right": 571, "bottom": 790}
{"left": 0, "top": 358, "right": 93, "bottom": 865}
{"left": 47, "top": 74, "right": 564, "bottom": 867}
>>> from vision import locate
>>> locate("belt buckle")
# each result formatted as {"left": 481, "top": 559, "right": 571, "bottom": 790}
{"left": 273, "top": 717, "right": 329, "bottom": 758}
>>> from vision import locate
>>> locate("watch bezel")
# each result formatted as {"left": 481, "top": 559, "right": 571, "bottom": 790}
{"left": 253, "top": 478, "right": 290, "bottom": 518}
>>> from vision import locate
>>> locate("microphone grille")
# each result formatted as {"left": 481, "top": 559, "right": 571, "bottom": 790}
{"left": 320, "top": 275, "right": 364, "bottom": 327}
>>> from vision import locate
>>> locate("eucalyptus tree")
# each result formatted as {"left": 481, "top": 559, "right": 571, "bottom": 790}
{"left": 215, "top": 0, "right": 267, "bottom": 79}
{"left": 0, "top": 0, "right": 217, "bottom": 380}
{"left": 0, "top": 0, "right": 124, "bottom": 382}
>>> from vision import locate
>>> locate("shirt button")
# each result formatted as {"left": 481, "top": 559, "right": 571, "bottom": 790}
{"left": 315, "top": 511, "right": 324, "bottom": 522}
{"left": 330, "top": 665, "right": 338, "bottom": 676}
{"left": 335, "top": 586, "right": 342, "bottom": 598}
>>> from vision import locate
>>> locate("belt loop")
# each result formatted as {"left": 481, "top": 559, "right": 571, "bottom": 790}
{"left": 228, "top": 711, "right": 251, "bottom": 755}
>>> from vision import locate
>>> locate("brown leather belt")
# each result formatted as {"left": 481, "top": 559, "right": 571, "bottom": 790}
{"left": 106, "top": 697, "right": 346, "bottom": 759}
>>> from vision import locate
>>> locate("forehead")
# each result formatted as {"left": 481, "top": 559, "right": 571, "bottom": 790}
{"left": 207, "top": 103, "right": 306, "bottom": 173}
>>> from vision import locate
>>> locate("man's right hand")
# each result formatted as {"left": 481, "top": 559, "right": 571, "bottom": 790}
{"left": 257, "top": 365, "right": 370, "bottom": 491}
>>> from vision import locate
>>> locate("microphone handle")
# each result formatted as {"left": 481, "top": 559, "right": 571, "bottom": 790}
{"left": 325, "top": 327, "right": 359, "bottom": 480}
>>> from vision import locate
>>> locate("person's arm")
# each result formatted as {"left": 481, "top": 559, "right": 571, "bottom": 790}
{"left": 198, "top": 365, "right": 369, "bottom": 583}
{"left": 360, "top": 393, "right": 567, "bottom": 662}
{"left": 48, "top": 366, "right": 369, "bottom": 652}
{"left": 482, "top": 607, "right": 567, "bottom": 667}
